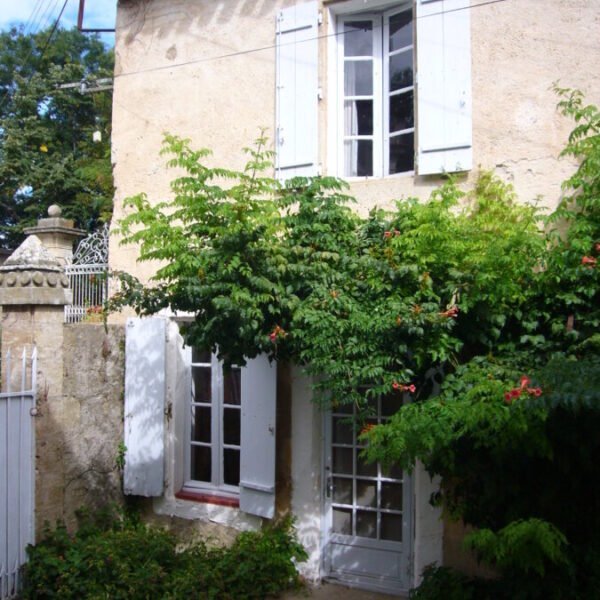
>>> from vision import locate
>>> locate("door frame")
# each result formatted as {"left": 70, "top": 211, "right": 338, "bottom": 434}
{"left": 320, "top": 407, "right": 414, "bottom": 594}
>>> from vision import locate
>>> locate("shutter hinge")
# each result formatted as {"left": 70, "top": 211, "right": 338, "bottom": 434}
{"left": 318, "top": 11, "right": 323, "bottom": 25}
{"left": 317, "top": 87, "right": 323, "bottom": 101}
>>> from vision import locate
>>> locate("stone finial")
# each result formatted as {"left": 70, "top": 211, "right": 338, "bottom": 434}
{"left": 48, "top": 204, "right": 62, "bottom": 218}
{"left": 0, "top": 235, "right": 62, "bottom": 272}
{"left": 23, "top": 205, "right": 86, "bottom": 266}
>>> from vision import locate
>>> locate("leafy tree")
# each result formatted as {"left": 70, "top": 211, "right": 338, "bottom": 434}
{"left": 110, "top": 90, "right": 600, "bottom": 598}
{"left": 0, "top": 26, "right": 114, "bottom": 249}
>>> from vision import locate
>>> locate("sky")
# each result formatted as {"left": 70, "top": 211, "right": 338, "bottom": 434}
{"left": 0, "top": 0, "right": 116, "bottom": 45}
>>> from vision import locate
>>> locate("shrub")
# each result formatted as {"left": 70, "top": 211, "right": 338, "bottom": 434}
{"left": 22, "top": 509, "right": 306, "bottom": 600}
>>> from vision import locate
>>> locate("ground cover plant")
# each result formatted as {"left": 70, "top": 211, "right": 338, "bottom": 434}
{"left": 23, "top": 508, "right": 306, "bottom": 599}
{"left": 110, "top": 88, "right": 600, "bottom": 599}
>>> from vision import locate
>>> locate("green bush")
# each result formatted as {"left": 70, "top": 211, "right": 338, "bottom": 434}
{"left": 22, "top": 509, "right": 307, "bottom": 600}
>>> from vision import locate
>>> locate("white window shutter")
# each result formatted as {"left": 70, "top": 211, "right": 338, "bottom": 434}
{"left": 239, "top": 355, "right": 277, "bottom": 518}
{"left": 275, "top": 1, "right": 319, "bottom": 181}
{"left": 124, "top": 317, "right": 166, "bottom": 496}
{"left": 416, "top": 0, "right": 472, "bottom": 175}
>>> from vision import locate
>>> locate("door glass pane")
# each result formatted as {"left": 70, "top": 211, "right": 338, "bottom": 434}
{"left": 344, "top": 100, "right": 373, "bottom": 136}
{"left": 344, "top": 139, "right": 373, "bottom": 177}
{"left": 223, "top": 448, "right": 240, "bottom": 486}
{"left": 356, "top": 450, "right": 377, "bottom": 477}
{"left": 389, "top": 90, "right": 414, "bottom": 133}
{"left": 333, "top": 447, "right": 353, "bottom": 475}
{"left": 333, "top": 508, "right": 353, "bottom": 535}
{"left": 389, "top": 10, "right": 413, "bottom": 52}
{"left": 389, "top": 50, "right": 413, "bottom": 90}
{"left": 344, "top": 61, "right": 373, "bottom": 96}
{"left": 389, "top": 132, "right": 414, "bottom": 174}
{"left": 333, "top": 401, "right": 353, "bottom": 415}
{"left": 381, "top": 513, "right": 403, "bottom": 542}
{"left": 191, "top": 406, "right": 211, "bottom": 443}
{"left": 381, "top": 393, "right": 403, "bottom": 417}
{"left": 223, "top": 407, "right": 240, "bottom": 445}
{"left": 192, "top": 366, "right": 211, "bottom": 403}
{"left": 343, "top": 21, "right": 373, "bottom": 56}
{"left": 223, "top": 368, "right": 241, "bottom": 405}
{"left": 356, "top": 510, "right": 377, "bottom": 538}
{"left": 381, "top": 482, "right": 403, "bottom": 510}
{"left": 333, "top": 477, "right": 352, "bottom": 504}
{"left": 356, "top": 479, "right": 377, "bottom": 508}
{"left": 333, "top": 417, "right": 354, "bottom": 445}
{"left": 357, "top": 418, "right": 377, "bottom": 447}
{"left": 381, "top": 461, "right": 404, "bottom": 480}
{"left": 191, "top": 445, "right": 211, "bottom": 482}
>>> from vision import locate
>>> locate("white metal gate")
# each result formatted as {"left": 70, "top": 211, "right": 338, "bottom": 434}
{"left": 0, "top": 348, "right": 37, "bottom": 600}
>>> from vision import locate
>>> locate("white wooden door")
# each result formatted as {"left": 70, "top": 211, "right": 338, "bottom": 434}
{"left": 323, "top": 395, "right": 413, "bottom": 594}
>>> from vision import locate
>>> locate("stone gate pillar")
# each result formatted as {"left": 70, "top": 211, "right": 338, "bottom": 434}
{"left": 0, "top": 208, "right": 77, "bottom": 534}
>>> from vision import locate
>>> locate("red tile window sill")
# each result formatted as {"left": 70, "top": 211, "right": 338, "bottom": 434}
{"left": 175, "top": 489, "right": 240, "bottom": 508}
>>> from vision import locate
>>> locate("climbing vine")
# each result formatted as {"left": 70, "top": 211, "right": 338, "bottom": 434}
{"left": 111, "top": 89, "right": 600, "bottom": 598}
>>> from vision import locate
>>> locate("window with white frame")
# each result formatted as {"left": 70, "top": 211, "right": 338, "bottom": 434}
{"left": 274, "top": 0, "right": 472, "bottom": 182}
{"left": 124, "top": 318, "right": 278, "bottom": 519}
{"left": 186, "top": 349, "right": 241, "bottom": 495}
{"left": 338, "top": 6, "right": 414, "bottom": 177}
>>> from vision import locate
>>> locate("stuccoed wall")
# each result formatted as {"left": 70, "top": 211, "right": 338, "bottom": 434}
{"left": 110, "top": 0, "right": 600, "bottom": 283}
{"left": 37, "top": 324, "right": 126, "bottom": 532}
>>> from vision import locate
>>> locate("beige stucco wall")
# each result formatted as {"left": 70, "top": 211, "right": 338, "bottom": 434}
{"left": 111, "top": 0, "right": 600, "bottom": 280}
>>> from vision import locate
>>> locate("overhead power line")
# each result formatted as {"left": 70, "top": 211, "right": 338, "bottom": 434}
{"left": 115, "top": 0, "right": 510, "bottom": 80}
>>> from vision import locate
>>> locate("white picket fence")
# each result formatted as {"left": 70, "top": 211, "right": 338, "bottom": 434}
{"left": 0, "top": 348, "right": 37, "bottom": 600}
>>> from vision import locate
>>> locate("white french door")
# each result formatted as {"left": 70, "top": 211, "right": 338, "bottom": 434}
{"left": 323, "top": 395, "right": 413, "bottom": 594}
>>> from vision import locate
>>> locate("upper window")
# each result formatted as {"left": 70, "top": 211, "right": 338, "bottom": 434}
{"left": 338, "top": 6, "right": 414, "bottom": 177}
{"left": 186, "top": 350, "right": 241, "bottom": 496}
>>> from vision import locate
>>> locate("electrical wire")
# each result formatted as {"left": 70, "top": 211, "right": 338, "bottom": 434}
{"left": 114, "top": 0, "right": 511, "bottom": 80}
{"left": 0, "top": 0, "right": 69, "bottom": 114}
{"left": 22, "top": 0, "right": 46, "bottom": 36}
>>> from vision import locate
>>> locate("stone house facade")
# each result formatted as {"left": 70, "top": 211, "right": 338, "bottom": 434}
{"left": 107, "top": 0, "right": 600, "bottom": 594}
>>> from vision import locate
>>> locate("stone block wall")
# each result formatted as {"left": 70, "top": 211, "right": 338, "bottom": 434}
{"left": 35, "top": 324, "right": 126, "bottom": 533}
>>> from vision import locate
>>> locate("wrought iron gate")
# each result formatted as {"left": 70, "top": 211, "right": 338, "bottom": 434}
{"left": 0, "top": 348, "right": 37, "bottom": 600}
{"left": 64, "top": 224, "right": 109, "bottom": 323}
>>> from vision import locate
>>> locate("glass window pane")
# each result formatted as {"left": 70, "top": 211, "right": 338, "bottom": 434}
{"left": 344, "top": 100, "right": 373, "bottom": 136}
{"left": 191, "top": 406, "right": 211, "bottom": 443}
{"left": 389, "top": 90, "right": 414, "bottom": 133}
{"left": 389, "top": 132, "right": 414, "bottom": 174}
{"left": 356, "top": 450, "right": 377, "bottom": 477}
{"left": 333, "top": 447, "right": 353, "bottom": 475}
{"left": 192, "top": 366, "right": 211, "bottom": 403}
{"left": 381, "top": 513, "right": 403, "bottom": 542}
{"left": 343, "top": 21, "right": 373, "bottom": 57}
{"left": 389, "top": 10, "right": 412, "bottom": 52}
{"left": 344, "top": 139, "right": 373, "bottom": 177}
{"left": 381, "top": 482, "right": 403, "bottom": 510}
{"left": 356, "top": 479, "right": 377, "bottom": 508}
{"left": 223, "top": 448, "right": 240, "bottom": 486}
{"left": 192, "top": 348, "right": 211, "bottom": 364}
{"left": 191, "top": 445, "right": 211, "bottom": 482}
{"left": 333, "top": 417, "right": 354, "bottom": 445}
{"left": 344, "top": 61, "right": 373, "bottom": 96}
{"left": 223, "top": 407, "right": 240, "bottom": 445}
{"left": 389, "top": 49, "right": 413, "bottom": 91}
{"left": 333, "top": 477, "right": 352, "bottom": 505}
{"left": 356, "top": 510, "right": 377, "bottom": 538}
{"left": 333, "top": 508, "right": 352, "bottom": 535}
{"left": 223, "top": 368, "right": 240, "bottom": 405}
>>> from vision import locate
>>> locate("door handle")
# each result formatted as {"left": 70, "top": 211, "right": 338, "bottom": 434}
{"left": 326, "top": 476, "right": 333, "bottom": 498}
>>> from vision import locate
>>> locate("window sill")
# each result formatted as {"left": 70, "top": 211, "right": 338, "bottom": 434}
{"left": 175, "top": 489, "right": 240, "bottom": 508}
